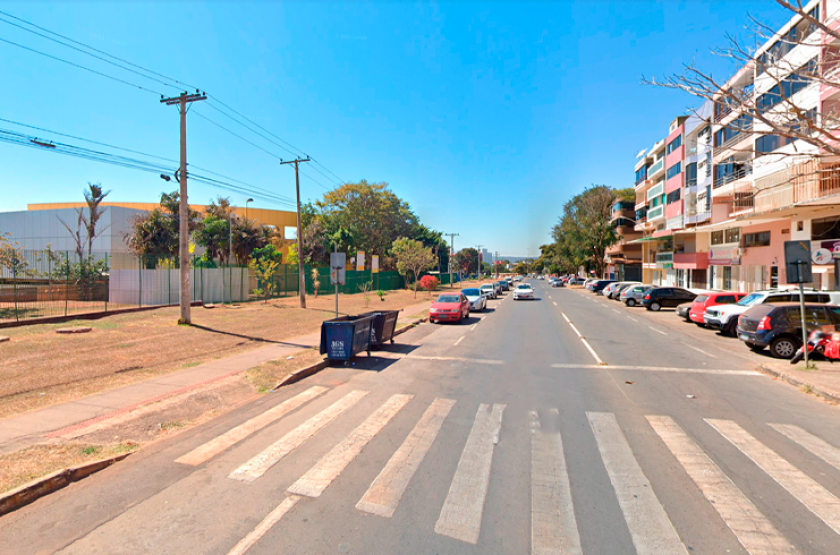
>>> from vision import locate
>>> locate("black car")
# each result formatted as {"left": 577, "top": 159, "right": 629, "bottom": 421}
{"left": 498, "top": 280, "right": 509, "bottom": 292}
{"left": 641, "top": 287, "right": 697, "bottom": 311}
{"left": 591, "top": 280, "right": 616, "bottom": 294}
{"left": 736, "top": 302, "right": 840, "bottom": 358}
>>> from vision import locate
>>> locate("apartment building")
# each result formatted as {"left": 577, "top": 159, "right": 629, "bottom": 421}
{"left": 624, "top": 0, "right": 840, "bottom": 292}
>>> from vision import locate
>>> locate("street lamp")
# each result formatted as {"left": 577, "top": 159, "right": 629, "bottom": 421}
{"left": 245, "top": 198, "right": 253, "bottom": 220}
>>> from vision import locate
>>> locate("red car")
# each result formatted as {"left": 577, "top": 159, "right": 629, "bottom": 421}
{"left": 429, "top": 292, "right": 470, "bottom": 324}
{"left": 689, "top": 291, "right": 747, "bottom": 326}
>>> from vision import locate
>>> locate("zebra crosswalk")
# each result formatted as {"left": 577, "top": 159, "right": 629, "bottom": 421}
{"left": 173, "top": 387, "right": 840, "bottom": 555}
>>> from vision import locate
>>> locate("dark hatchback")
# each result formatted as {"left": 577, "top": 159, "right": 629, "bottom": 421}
{"left": 591, "top": 280, "right": 616, "bottom": 294}
{"left": 498, "top": 280, "right": 509, "bottom": 292}
{"left": 736, "top": 303, "right": 840, "bottom": 358}
{"left": 641, "top": 287, "right": 697, "bottom": 311}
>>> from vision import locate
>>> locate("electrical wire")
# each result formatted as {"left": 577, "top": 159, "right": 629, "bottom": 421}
{"left": 191, "top": 110, "right": 283, "bottom": 159}
{"left": 0, "top": 8, "right": 197, "bottom": 90}
{"left": 0, "top": 36, "right": 164, "bottom": 95}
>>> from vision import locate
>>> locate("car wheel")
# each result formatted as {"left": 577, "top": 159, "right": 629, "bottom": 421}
{"left": 650, "top": 302, "right": 661, "bottom": 312}
{"left": 626, "top": 299, "right": 636, "bottom": 307}
{"left": 725, "top": 320, "right": 738, "bottom": 337}
{"left": 770, "top": 336, "right": 798, "bottom": 359}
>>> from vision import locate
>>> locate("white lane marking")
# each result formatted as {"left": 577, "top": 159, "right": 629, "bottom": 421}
{"left": 707, "top": 419, "right": 840, "bottom": 535}
{"left": 553, "top": 301, "right": 558, "bottom": 306}
{"left": 357, "top": 398, "right": 456, "bottom": 517}
{"left": 612, "top": 308, "right": 620, "bottom": 314}
{"left": 568, "top": 323, "right": 583, "bottom": 338}
{"left": 229, "top": 390, "right": 369, "bottom": 482}
{"left": 628, "top": 316, "right": 638, "bottom": 322}
{"left": 532, "top": 410, "right": 582, "bottom": 555}
{"left": 176, "top": 386, "right": 328, "bottom": 466}
{"left": 288, "top": 394, "right": 413, "bottom": 497}
{"left": 770, "top": 424, "right": 840, "bottom": 472}
{"left": 587, "top": 412, "right": 687, "bottom": 555}
{"left": 561, "top": 312, "right": 571, "bottom": 324}
{"left": 405, "top": 355, "right": 503, "bottom": 365}
{"left": 471, "top": 323, "right": 477, "bottom": 330}
{"left": 684, "top": 343, "right": 715, "bottom": 358}
{"left": 648, "top": 416, "right": 795, "bottom": 555}
{"left": 435, "top": 403, "right": 506, "bottom": 544}
{"left": 226, "top": 495, "right": 300, "bottom": 555}
{"left": 580, "top": 338, "right": 606, "bottom": 366}
{"left": 454, "top": 336, "right": 465, "bottom": 346}
{"left": 648, "top": 326, "right": 667, "bottom": 336}
{"left": 552, "top": 364, "right": 759, "bottom": 376}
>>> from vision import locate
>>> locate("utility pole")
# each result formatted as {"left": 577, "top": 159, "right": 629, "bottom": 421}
{"left": 160, "top": 90, "right": 206, "bottom": 325}
{"left": 476, "top": 245, "right": 484, "bottom": 280}
{"left": 444, "top": 232, "right": 458, "bottom": 288}
{"left": 280, "top": 157, "right": 311, "bottom": 308}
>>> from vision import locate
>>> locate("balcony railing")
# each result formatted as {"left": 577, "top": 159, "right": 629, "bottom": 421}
{"left": 714, "top": 165, "right": 752, "bottom": 188}
{"left": 647, "top": 204, "right": 664, "bottom": 220}
{"left": 717, "top": 126, "right": 753, "bottom": 152}
{"left": 655, "top": 252, "right": 674, "bottom": 264}
{"left": 731, "top": 161, "right": 840, "bottom": 216}
{"left": 646, "top": 181, "right": 664, "bottom": 201}
{"left": 648, "top": 158, "right": 665, "bottom": 176}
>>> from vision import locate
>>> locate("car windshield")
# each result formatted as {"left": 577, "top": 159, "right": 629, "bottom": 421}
{"left": 436, "top": 295, "right": 461, "bottom": 303}
{"left": 694, "top": 295, "right": 708, "bottom": 303}
{"left": 480, "top": 285, "right": 492, "bottom": 290}
{"left": 462, "top": 289, "right": 480, "bottom": 296}
{"left": 737, "top": 293, "right": 762, "bottom": 306}
{"left": 517, "top": 284, "right": 532, "bottom": 289}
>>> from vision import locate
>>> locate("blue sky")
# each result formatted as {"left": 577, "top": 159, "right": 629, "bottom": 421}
{"left": 0, "top": 0, "right": 792, "bottom": 257}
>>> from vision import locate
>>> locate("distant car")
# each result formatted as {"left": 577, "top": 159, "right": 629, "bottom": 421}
{"left": 611, "top": 282, "right": 641, "bottom": 300}
{"left": 513, "top": 276, "right": 523, "bottom": 282}
{"left": 603, "top": 281, "right": 637, "bottom": 299}
{"left": 676, "top": 302, "right": 692, "bottom": 321}
{"left": 461, "top": 288, "right": 487, "bottom": 312}
{"left": 492, "top": 281, "right": 502, "bottom": 295}
{"left": 736, "top": 303, "right": 840, "bottom": 358}
{"left": 641, "top": 287, "right": 697, "bottom": 311}
{"left": 689, "top": 291, "right": 746, "bottom": 327}
{"left": 513, "top": 283, "right": 535, "bottom": 300}
{"left": 550, "top": 279, "right": 563, "bottom": 288}
{"left": 621, "top": 284, "right": 654, "bottom": 306}
{"left": 429, "top": 292, "right": 470, "bottom": 324}
{"left": 497, "top": 280, "right": 509, "bottom": 292}
{"left": 591, "top": 280, "right": 616, "bottom": 294}
{"left": 538, "top": 275, "right": 545, "bottom": 280}
{"left": 480, "top": 283, "right": 496, "bottom": 299}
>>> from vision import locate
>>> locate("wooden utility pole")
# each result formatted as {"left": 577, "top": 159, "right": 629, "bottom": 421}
{"left": 281, "top": 157, "right": 311, "bottom": 308}
{"left": 160, "top": 91, "right": 206, "bottom": 324}
{"left": 444, "top": 232, "right": 458, "bottom": 288}
{"left": 476, "top": 244, "right": 484, "bottom": 279}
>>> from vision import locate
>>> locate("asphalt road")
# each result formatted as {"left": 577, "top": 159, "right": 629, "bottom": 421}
{"left": 3, "top": 279, "right": 840, "bottom": 555}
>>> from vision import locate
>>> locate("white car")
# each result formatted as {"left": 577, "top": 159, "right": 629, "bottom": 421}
{"left": 705, "top": 289, "right": 840, "bottom": 336}
{"left": 513, "top": 283, "right": 535, "bottom": 300}
{"left": 479, "top": 283, "right": 496, "bottom": 299}
{"left": 460, "top": 287, "right": 487, "bottom": 312}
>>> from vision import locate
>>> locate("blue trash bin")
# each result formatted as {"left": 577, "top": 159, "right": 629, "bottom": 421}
{"left": 319, "top": 314, "right": 376, "bottom": 364}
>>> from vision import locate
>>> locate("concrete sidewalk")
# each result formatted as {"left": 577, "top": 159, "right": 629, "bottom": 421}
{"left": 758, "top": 359, "right": 840, "bottom": 404}
{"left": 0, "top": 300, "right": 433, "bottom": 455}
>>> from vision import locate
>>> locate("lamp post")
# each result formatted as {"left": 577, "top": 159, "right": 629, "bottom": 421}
{"left": 245, "top": 198, "right": 253, "bottom": 220}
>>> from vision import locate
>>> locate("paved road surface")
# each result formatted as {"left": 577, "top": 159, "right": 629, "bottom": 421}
{"left": 3, "top": 279, "right": 840, "bottom": 555}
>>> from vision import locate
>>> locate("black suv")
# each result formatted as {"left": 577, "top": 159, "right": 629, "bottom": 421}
{"left": 641, "top": 287, "right": 697, "bottom": 311}
{"left": 736, "top": 303, "right": 840, "bottom": 358}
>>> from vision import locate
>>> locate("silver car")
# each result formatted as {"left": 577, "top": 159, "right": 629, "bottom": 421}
{"left": 621, "top": 284, "right": 654, "bottom": 307}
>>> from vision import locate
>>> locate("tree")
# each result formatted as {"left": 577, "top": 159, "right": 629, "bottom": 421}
{"left": 420, "top": 275, "right": 439, "bottom": 295}
{"left": 231, "top": 217, "right": 267, "bottom": 266}
{"left": 249, "top": 256, "right": 279, "bottom": 303}
{"left": 453, "top": 248, "right": 479, "bottom": 275}
{"left": 58, "top": 183, "right": 110, "bottom": 260}
{"left": 390, "top": 237, "right": 435, "bottom": 298}
{"left": 550, "top": 185, "right": 619, "bottom": 279}
{"left": 194, "top": 197, "right": 232, "bottom": 263}
{"left": 124, "top": 191, "right": 199, "bottom": 264}
{"left": 645, "top": 0, "right": 839, "bottom": 170}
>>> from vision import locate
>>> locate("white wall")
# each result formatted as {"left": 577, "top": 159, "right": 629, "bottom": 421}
{"left": 109, "top": 268, "right": 248, "bottom": 306}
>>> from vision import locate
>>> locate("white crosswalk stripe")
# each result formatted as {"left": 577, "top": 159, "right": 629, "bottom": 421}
{"left": 288, "top": 394, "right": 413, "bottom": 498}
{"left": 648, "top": 416, "right": 797, "bottom": 555}
{"left": 229, "top": 390, "right": 369, "bottom": 483}
{"left": 531, "top": 409, "right": 582, "bottom": 555}
{"left": 357, "top": 398, "right": 456, "bottom": 517}
{"left": 587, "top": 411, "right": 688, "bottom": 555}
{"left": 435, "top": 403, "right": 505, "bottom": 544}
{"left": 770, "top": 423, "right": 840, "bottom": 472}
{"left": 707, "top": 418, "right": 840, "bottom": 537}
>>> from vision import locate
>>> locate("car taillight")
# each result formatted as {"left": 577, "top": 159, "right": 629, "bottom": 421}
{"left": 644, "top": 294, "right": 651, "bottom": 300}
{"left": 758, "top": 315, "right": 772, "bottom": 331}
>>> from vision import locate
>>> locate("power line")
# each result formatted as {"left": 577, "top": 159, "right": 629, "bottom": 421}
{"left": 207, "top": 97, "right": 308, "bottom": 157}
{"left": 204, "top": 101, "right": 301, "bottom": 159}
{"left": 0, "top": 8, "right": 197, "bottom": 90}
{"left": 0, "top": 36, "right": 164, "bottom": 95}
{"left": 191, "top": 109, "right": 282, "bottom": 159}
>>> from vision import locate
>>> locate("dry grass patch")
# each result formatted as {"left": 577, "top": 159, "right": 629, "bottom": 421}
{"left": 246, "top": 349, "right": 325, "bottom": 393}
{"left": 0, "top": 442, "right": 138, "bottom": 495}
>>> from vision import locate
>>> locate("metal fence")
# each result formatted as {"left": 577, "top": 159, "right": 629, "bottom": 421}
{"left": 0, "top": 249, "right": 441, "bottom": 324}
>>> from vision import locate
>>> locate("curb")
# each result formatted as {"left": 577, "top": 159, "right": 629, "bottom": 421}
{"left": 0, "top": 452, "right": 132, "bottom": 517}
{"left": 756, "top": 364, "right": 840, "bottom": 405}
{"left": 270, "top": 317, "right": 429, "bottom": 391}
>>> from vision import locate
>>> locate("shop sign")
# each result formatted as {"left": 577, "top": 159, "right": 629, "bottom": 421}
{"left": 709, "top": 246, "right": 740, "bottom": 265}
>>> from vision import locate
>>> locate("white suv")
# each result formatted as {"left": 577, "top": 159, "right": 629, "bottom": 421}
{"left": 704, "top": 289, "right": 840, "bottom": 336}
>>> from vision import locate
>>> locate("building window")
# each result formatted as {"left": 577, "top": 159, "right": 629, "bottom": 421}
{"left": 755, "top": 134, "right": 791, "bottom": 154}
{"left": 711, "top": 231, "right": 724, "bottom": 245}
{"left": 666, "top": 162, "right": 682, "bottom": 180}
{"left": 685, "top": 162, "right": 697, "bottom": 187}
{"left": 666, "top": 189, "right": 681, "bottom": 205}
{"left": 666, "top": 135, "right": 682, "bottom": 155}
{"left": 744, "top": 231, "right": 771, "bottom": 247}
{"left": 635, "top": 166, "right": 647, "bottom": 184}
{"left": 714, "top": 114, "right": 753, "bottom": 147}
{"left": 756, "top": 57, "right": 817, "bottom": 112}
{"left": 612, "top": 218, "right": 635, "bottom": 228}
{"left": 812, "top": 215, "right": 840, "bottom": 240}
{"left": 725, "top": 227, "right": 741, "bottom": 244}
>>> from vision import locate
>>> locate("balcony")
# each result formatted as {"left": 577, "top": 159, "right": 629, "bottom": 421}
{"left": 730, "top": 161, "right": 840, "bottom": 217}
{"left": 673, "top": 252, "right": 709, "bottom": 270}
{"left": 611, "top": 200, "right": 636, "bottom": 215}
{"left": 647, "top": 204, "right": 665, "bottom": 221}
{"left": 648, "top": 158, "right": 665, "bottom": 178}
{"left": 714, "top": 164, "right": 752, "bottom": 188}
{"left": 646, "top": 181, "right": 664, "bottom": 201}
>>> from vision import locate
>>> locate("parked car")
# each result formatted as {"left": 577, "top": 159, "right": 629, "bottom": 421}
{"left": 429, "top": 292, "right": 470, "bottom": 324}
{"left": 689, "top": 291, "right": 746, "bottom": 327}
{"left": 513, "top": 283, "right": 535, "bottom": 300}
{"left": 705, "top": 289, "right": 840, "bottom": 336}
{"left": 621, "top": 284, "right": 654, "bottom": 307}
{"left": 592, "top": 280, "right": 616, "bottom": 294}
{"left": 736, "top": 303, "right": 840, "bottom": 358}
{"left": 551, "top": 278, "right": 564, "bottom": 288}
{"left": 611, "top": 282, "right": 641, "bottom": 300}
{"left": 676, "top": 302, "right": 692, "bottom": 321}
{"left": 479, "top": 283, "right": 496, "bottom": 299}
{"left": 460, "top": 288, "right": 487, "bottom": 312}
{"left": 605, "top": 281, "right": 640, "bottom": 300}
{"left": 492, "top": 281, "right": 502, "bottom": 295}
{"left": 601, "top": 282, "right": 622, "bottom": 298}
{"left": 641, "top": 287, "right": 697, "bottom": 311}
